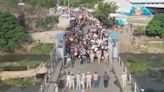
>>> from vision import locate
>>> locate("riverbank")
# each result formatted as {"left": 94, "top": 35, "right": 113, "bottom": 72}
{"left": 0, "top": 43, "right": 53, "bottom": 90}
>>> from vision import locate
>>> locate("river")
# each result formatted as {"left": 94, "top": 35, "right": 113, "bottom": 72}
{"left": 0, "top": 54, "right": 49, "bottom": 92}
{"left": 120, "top": 53, "right": 164, "bottom": 90}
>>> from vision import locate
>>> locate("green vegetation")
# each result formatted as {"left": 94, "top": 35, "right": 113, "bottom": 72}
{"left": 93, "top": 2, "right": 117, "bottom": 27}
{"left": 0, "top": 12, "right": 27, "bottom": 52}
{"left": 0, "top": 60, "right": 42, "bottom": 71}
{"left": 36, "top": 16, "right": 59, "bottom": 30}
{"left": 160, "top": 57, "right": 164, "bottom": 66}
{"left": 60, "top": 0, "right": 101, "bottom": 8}
{"left": 145, "top": 89, "right": 164, "bottom": 92}
{"left": 125, "top": 56, "right": 151, "bottom": 73}
{"left": 146, "top": 13, "right": 164, "bottom": 37}
{"left": 29, "top": 43, "right": 54, "bottom": 55}
{"left": 133, "top": 26, "right": 145, "bottom": 36}
{"left": 0, "top": 78, "right": 40, "bottom": 89}
{"left": 4, "top": 78, "right": 33, "bottom": 88}
{"left": 0, "top": 0, "right": 56, "bottom": 8}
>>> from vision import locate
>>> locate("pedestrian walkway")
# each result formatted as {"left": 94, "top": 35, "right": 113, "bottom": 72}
{"left": 112, "top": 59, "right": 132, "bottom": 92}
{"left": 63, "top": 59, "right": 121, "bottom": 92}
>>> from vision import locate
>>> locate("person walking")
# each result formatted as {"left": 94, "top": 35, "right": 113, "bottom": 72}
{"left": 81, "top": 73, "right": 86, "bottom": 90}
{"left": 103, "top": 51, "right": 109, "bottom": 64}
{"left": 70, "top": 72, "right": 75, "bottom": 89}
{"left": 76, "top": 72, "right": 81, "bottom": 90}
{"left": 93, "top": 72, "right": 99, "bottom": 88}
{"left": 103, "top": 71, "right": 110, "bottom": 88}
{"left": 66, "top": 72, "right": 71, "bottom": 88}
{"left": 86, "top": 72, "right": 92, "bottom": 89}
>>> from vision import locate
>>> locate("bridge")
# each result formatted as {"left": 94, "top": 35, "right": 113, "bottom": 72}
{"left": 39, "top": 9, "right": 142, "bottom": 92}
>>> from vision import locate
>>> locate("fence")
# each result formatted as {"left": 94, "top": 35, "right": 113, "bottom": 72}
{"left": 38, "top": 47, "right": 64, "bottom": 92}
{"left": 118, "top": 56, "right": 141, "bottom": 92}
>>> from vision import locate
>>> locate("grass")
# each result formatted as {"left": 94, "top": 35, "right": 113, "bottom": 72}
{"left": 125, "top": 56, "right": 151, "bottom": 73}
{"left": 0, "top": 77, "right": 41, "bottom": 91}
{"left": 0, "top": 59, "right": 42, "bottom": 71}
{"left": 29, "top": 43, "right": 54, "bottom": 55}
{"left": 4, "top": 78, "right": 33, "bottom": 88}
{"left": 145, "top": 89, "right": 164, "bottom": 92}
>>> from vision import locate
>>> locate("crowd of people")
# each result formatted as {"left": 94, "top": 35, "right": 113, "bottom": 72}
{"left": 65, "top": 71, "right": 110, "bottom": 90}
{"left": 64, "top": 9, "right": 110, "bottom": 66}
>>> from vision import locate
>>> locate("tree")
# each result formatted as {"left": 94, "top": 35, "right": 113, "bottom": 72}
{"left": 146, "top": 13, "right": 164, "bottom": 37}
{"left": 0, "top": 12, "right": 27, "bottom": 52}
{"left": 93, "top": 2, "right": 117, "bottom": 27}
{"left": 59, "top": 0, "right": 100, "bottom": 8}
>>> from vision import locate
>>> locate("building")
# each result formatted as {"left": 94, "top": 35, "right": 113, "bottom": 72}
{"left": 105, "top": 0, "right": 164, "bottom": 16}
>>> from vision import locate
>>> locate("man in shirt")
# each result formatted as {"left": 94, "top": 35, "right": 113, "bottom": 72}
{"left": 93, "top": 72, "right": 99, "bottom": 88}
{"left": 76, "top": 72, "right": 81, "bottom": 90}
{"left": 103, "top": 71, "right": 110, "bottom": 88}
{"left": 86, "top": 72, "right": 92, "bottom": 88}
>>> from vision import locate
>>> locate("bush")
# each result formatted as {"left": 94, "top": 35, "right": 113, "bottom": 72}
{"left": 93, "top": 2, "right": 117, "bottom": 27}
{"left": 146, "top": 13, "right": 164, "bottom": 37}
{"left": 133, "top": 26, "right": 145, "bottom": 36}
{"left": 60, "top": 0, "right": 101, "bottom": 8}
{"left": 29, "top": 43, "right": 54, "bottom": 55}
{"left": 36, "top": 16, "right": 59, "bottom": 30}
{"left": 0, "top": 12, "right": 27, "bottom": 52}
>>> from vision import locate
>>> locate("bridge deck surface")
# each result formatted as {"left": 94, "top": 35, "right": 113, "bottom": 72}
{"left": 63, "top": 59, "right": 121, "bottom": 92}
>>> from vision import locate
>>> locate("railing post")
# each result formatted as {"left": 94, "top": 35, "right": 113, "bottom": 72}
{"left": 54, "top": 84, "right": 59, "bottom": 92}
{"left": 121, "top": 61, "right": 124, "bottom": 70}
{"left": 134, "top": 82, "right": 137, "bottom": 92}
{"left": 129, "top": 74, "right": 132, "bottom": 84}
{"left": 40, "top": 84, "right": 43, "bottom": 92}
{"left": 124, "top": 67, "right": 128, "bottom": 73}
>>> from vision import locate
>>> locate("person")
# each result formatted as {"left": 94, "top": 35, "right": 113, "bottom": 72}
{"left": 66, "top": 72, "right": 71, "bottom": 88}
{"left": 70, "top": 72, "right": 75, "bottom": 89}
{"left": 76, "top": 72, "right": 81, "bottom": 90}
{"left": 89, "top": 50, "right": 95, "bottom": 63}
{"left": 103, "top": 51, "right": 109, "bottom": 64}
{"left": 121, "top": 72, "right": 127, "bottom": 88}
{"left": 86, "top": 72, "right": 92, "bottom": 89}
{"left": 103, "top": 71, "right": 110, "bottom": 88}
{"left": 93, "top": 72, "right": 99, "bottom": 88}
{"left": 66, "top": 55, "right": 71, "bottom": 67}
{"left": 81, "top": 73, "right": 86, "bottom": 90}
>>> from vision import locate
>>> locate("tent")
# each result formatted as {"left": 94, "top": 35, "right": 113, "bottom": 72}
{"left": 55, "top": 33, "right": 64, "bottom": 40}
{"left": 110, "top": 32, "right": 119, "bottom": 40}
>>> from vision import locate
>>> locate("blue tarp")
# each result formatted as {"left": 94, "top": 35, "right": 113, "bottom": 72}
{"left": 55, "top": 33, "right": 64, "bottom": 40}
{"left": 116, "top": 19, "right": 125, "bottom": 25}
{"left": 110, "top": 32, "right": 119, "bottom": 40}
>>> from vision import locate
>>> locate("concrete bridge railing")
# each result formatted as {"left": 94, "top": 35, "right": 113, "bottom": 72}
{"left": 39, "top": 48, "right": 64, "bottom": 92}
{"left": 118, "top": 56, "right": 141, "bottom": 92}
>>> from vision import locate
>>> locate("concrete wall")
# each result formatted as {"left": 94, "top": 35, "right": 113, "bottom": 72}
{"left": 29, "top": 31, "right": 65, "bottom": 43}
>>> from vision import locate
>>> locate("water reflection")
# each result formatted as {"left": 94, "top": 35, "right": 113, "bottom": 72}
{"left": 4, "top": 86, "right": 39, "bottom": 92}
{"left": 0, "top": 55, "right": 49, "bottom": 62}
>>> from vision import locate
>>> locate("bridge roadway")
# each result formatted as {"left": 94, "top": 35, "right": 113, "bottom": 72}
{"left": 61, "top": 58, "right": 131, "bottom": 92}
{"left": 44, "top": 59, "right": 132, "bottom": 92}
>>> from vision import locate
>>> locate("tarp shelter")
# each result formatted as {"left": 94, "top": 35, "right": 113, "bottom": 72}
{"left": 110, "top": 32, "right": 119, "bottom": 40}
{"left": 55, "top": 33, "right": 65, "bottom": 59}
{"left": 55, "top": 33, "right": 64, "bottom": 40}
{"left": 116, "top": 18, "right": 125, "bottom": 25}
